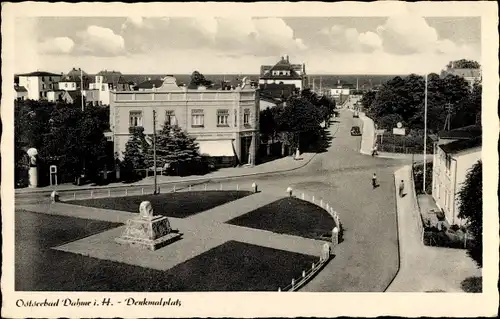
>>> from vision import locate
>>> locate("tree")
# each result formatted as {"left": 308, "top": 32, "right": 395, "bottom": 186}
{"left": 259, "top": 107, "right": 276, "bottom": 142}
{"left": 146, "top": 122, "right": 201, "bottom": 176}
{"left": 446, "top": 59, "right": 481, "bottom": 69}
{"left": 188, "top": 71, "right": 213, "bottom": 89}
{"left": 361, "top": 90, "right": 377, "bottom": 111}
{"left": 457, "top": 160, "right": 482, "bottom": 268}
{"left": 121, "top": 126, "right": 149, "bottom": 182}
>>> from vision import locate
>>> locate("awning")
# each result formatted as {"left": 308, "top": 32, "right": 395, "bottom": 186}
{"left": 197, "top": 140, "right": 236, "bottom": 157}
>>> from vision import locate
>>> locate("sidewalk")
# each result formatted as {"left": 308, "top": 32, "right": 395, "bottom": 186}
{"left": 386, "top": 165, "right": 481, "bottom": 292}
{"left": 16, "top": 152, "right": 316, "bottom": 194}
{"left": 356, "top": 110, "right": 433, "bottom": 161}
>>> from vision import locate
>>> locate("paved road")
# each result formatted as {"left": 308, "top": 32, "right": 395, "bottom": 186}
{"left": 16, "top": 109, "right": 406, "bottom": 292}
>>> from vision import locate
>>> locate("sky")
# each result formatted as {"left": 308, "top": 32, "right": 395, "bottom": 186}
{"left": 14, "top": 15, "right": 481, "bottom": 75}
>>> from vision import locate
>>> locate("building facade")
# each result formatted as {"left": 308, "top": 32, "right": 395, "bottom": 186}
{"left": 441, "top": 67, "right": 482, "bottom": 88}
{"left": 432, "top": 126, "right": 482, "bottom": 225}
{"left": 90, "top": 70, "right": 132, "bottom": 105}
{"left": 58, "top": 68, "right": 92, "bottom": 92}
{"left": 110, "top": 76, "right": 260, "bottom": 166}
{"left": 14, "top": 85, "right": 28, "bottom": 100}
{"left": 259, "top": 55, "right": 306, "bottom": 90}
{"left": 18, "top": 71, "right": 62, "bottom": 100}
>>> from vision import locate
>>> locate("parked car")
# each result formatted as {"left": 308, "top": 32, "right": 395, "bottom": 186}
{"left": 350, "top": 126, "right": 361, "bottom": 136}
{"left": 353, "top": 111, "right": 359, "bottom": 118}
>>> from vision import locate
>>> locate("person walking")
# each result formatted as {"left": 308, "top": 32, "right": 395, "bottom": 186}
{"left": 372, "top": 143, "right": 378, "bottom": 157}
{"left": 372, "top": 173, "right": 377, "bottom": 189}
{"left": 399, "top": 179, "right": 405, "bottom": 197}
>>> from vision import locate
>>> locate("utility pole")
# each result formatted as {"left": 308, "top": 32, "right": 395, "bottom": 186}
{"left": 443, "top": 103, "right": 452, "bottom": 131}
{"left": 80, "top": 68, "right": 84, "bottom": 112}
{"left": 423, "top": 74, "right": 428, "bottom": 194}
{"left": 319, "top": 76, "right": 322, "bottom": 94}
{"left": 153, "top": 109, "right": 158, "bottom": 194}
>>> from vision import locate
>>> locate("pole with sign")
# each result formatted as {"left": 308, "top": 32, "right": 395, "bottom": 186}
{"left": 49, "top": 165, "right": 58, "bottom": 186}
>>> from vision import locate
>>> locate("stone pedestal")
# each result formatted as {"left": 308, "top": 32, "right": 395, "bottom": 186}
{"left": 28, "top": 167, "right": 38, "bottom": 188}
{"left": 115, "top": 201, "right": 181, "bottom": 251}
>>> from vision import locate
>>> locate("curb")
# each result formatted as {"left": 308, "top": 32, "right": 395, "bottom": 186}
{"left": 15, "top": 154, "right": 318, "bottom": 196}
{"left": 17, "top": 117, "right": 342, "bottom": 196}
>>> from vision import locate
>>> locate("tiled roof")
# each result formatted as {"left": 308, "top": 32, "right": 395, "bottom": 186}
{"left": 439, "top": 136, "right": 481, "bottom": 154}
{"left": 259, "top": 83, "right": 296, "bottom": 99}
{"left": 135, "top": 79, "right": 164, "bottom": 90}
{"left": 97, "top": 70, "right": 127, "bottom": 84}
{"left": 61, "top": 68, "right": 91, "bottom": 82}
{"left": 438, "top": 125, "right": 482, "bottom": 140}
{"left": 14, "top": 85, "right": 28, "bottom": 92}
{"left": 17, "top": 71, "right": 61, "bottom": 77}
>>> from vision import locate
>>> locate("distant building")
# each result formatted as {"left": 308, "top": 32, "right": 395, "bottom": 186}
{"left": 259, "top": 55, "right": 306, "bottom": 90}
{"left": 14, "top": 85, "right": 28, "bottom": 101}
{"left": 58, "top": 68, "right": 92, "bottom": 91}
{"left": 432, "top": 125, "right": 482, "bottom": 226}
{"left": 17, "top": 71, "right": 62, "bottom": 100}
{"left": 89, "top": 70, "right": 132, "bottom": 105}
{"left": 134, "top": 79, "right": 165, "bottom": 91}
{"left": 47, "top": 90, "right": 66, "bottom": 102}
{"left": 110, "top": 76, "right": 260, "bottom": 167}
{"left": 330, "top": 80, "right": 353, "bottom": 97}
{"left": 441, "top": 66, "right": 481, "bottom": 88}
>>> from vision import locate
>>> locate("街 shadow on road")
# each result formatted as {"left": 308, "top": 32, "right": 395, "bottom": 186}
{"left": 307, "top": 127, "right": 335, "bottom": 154}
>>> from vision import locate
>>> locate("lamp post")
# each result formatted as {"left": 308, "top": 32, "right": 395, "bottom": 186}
{"left": 423, "top": 73, "right": 428, "bottom": 194}
{"left": 153, "top": 109, "right": 158, "bottom": 194}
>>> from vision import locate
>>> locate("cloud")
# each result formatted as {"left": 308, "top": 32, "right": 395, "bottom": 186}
{"left": 38, "top": 36, "right": 75, "bottom": 54}
{"left": 76, "top": 25, "right": 125, "bottom": 56}
{"left": 376, "top": 14, "right": 458, "bottom": 55}
{"left": 121, "top": 17, "right": 305, "bottom": 57}
{"left": 316, "top": 25, "right": 382, "bottom": 53}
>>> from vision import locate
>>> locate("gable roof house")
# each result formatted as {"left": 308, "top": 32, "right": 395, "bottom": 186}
{"left": 431, "top": 125, "right": 482, "bottom": 226}
{"left": 259, "top": 55, "right": 307, "bottom": 90}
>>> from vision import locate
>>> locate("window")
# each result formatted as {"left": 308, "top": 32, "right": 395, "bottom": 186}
{"left": 217, "top": 109, "right": 229, "bottom": 127}
{"left": 65, "top": 83, "right": 68, "bottom": 88}
{"left": 42, "top": 83, "right": 46, "bottom": 90}
{"left": 166, "top": 110, "right": 176, "bottom": 126}
{"left": 129, "top": 111, "right": 143, "bottom": 127}
{"left": 243, "top": 109, "right": 250, "bottom": 125}
{"left": 191, "top": 109, "right": 204, "bottom": 127}
{"left": 102, "top": 85, "right": 106, "bottom": 91}
{"left": 41, "top": 77, "right": 45, "bottom": 81}
{"left": 49, "top": 77, "right": 52, "bottom": 81}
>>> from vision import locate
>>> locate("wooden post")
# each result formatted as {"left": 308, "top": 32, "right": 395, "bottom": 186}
{"left": 312, "top": 195, "right": 315, "bottom": 203}
{"left": 90, "top": 190, "right": 93, "bottom": 198}
{"left": 302, "top": 270, "right": 306, "bottom": 278}
{"left": 236, "top": 184, "right": 239, "bottom": 191}
{"left": 141, "top": 187, "right": 144, "bottom": 195}
{"left": 302, "top": 193, "right": 305, "bottom": 200}
{"left": 108, "top": 189, "right": 111, "bottom": 197}
{"left": 173, "top": 185, "right": 176, "bottom": 192}
{"left": 189, "top": 185, "right": 192, "bottom": 191}
{"left": 220, "top": 183, "right": 223, "bottom": 190}
{"left": 204, "top": 184, "right": 207, "bottom": 191}
{"left": 73, "top": 192, "right": 76, "bottom": 200}
{"left": 125, "top": 189, "right": 128, "bottom": 196}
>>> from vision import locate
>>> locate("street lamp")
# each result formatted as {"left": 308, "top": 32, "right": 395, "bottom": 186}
{"left": 423, "top": 73, "right": 428, "bottom": 194}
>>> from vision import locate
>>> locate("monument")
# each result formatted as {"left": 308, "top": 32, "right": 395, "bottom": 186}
{"left": 115, "top": 201, "right": 181, "bottom": 251}
{"left": 26, "top": 148, "right": 38, "bottom": 188}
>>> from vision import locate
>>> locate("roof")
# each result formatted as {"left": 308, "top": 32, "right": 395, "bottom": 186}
{"left": 67, "top": 91, "right": 82, "bottom": 100}
{"left": 61, "top": 68, "right": 91, "bottom": 82}
{"left": 97, "top": 70, "right": 128, "bottom": 84}
{"left": 17, "top": 71, "right": 61, "bottom": 77}
{"left": 14, "top": 85, "right": 27, "bottom": 92}
{"left": 438, "top": 125, "right": 482, "bottom": 140}
{"left": 439, "top": 136, "right": 481, "bottom": 154}
{"left": 259, "top": 83, "right": 296, "bottom": 99}
{"left": 260, "top": 56, "right": 304, "bottom": 78}
{"left": 135, "top": 79, "right": 164, "bottom": 90}
{"left": 446, "top": 68, "right": 481, "bottom": 79}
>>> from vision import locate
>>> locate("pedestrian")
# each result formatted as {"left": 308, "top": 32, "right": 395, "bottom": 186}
{"left": 372, "top": 143, "right": 378, "bottom": 157}
{"left": 399, "top": 179, "right": 405, "bottom": 197}
{"left": 372, "top": 173, "right": 377, "bottom": 189}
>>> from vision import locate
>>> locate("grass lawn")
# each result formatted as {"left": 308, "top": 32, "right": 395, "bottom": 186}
{"left": 64, "top": 190, "right": 253, "bottom": 218}
{"left": 226, "top": 197, "right": 335, "bottom": 240}
{"left": 16, "top": 211, "right": 316, "bottom": 291}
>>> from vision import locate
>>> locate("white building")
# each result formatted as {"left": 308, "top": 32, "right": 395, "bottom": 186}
{"left": 432, "top": 125, "right": 482, "bottom": 225}
{"left": 14, "top": 85, "right": 28, "bottom": 100}
{"left": 17, "top": 71, "right": 62, "bottom": 100}
{"left": 109, "top": 76, "right": 260, "bottom": 167}
{"left": 441, "top": 67, "right": 481, "bottom": 88}
{"left": 330, "top": 80, "right": 352, "bottom": 97}
{"left": 259, "top": 55, "right": 306, "bottom": 91}
{"left": 58, "top": 68, "right": 92, "bottom": 92}
{"left": 89, "top": 70, "right": 132, "bottom": 105}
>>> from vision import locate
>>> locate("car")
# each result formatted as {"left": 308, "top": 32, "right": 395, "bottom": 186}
{"left": 353, "top": 111, "right": 359, "bottom": 118}
{"left": 350, "top": 126, "right": 361, "bottom": 136}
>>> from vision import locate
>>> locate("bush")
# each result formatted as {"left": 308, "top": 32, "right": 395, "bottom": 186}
{"left": 413, "top": 162, "right": 433, "bottom": 194}
{"left": 423, "top": 228, "right": 475, "bottom": 249}
{"left": 461, "top": 276, "right": 482, "bottom": 293}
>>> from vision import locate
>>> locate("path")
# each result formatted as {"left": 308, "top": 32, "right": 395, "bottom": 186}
{"left": 386, "top": 165, "right": 481, "bottom": 292}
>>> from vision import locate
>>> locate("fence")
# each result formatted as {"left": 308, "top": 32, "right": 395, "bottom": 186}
{"left": 49, "top": 181, "right": 256, "bottom": 202}
{"left": 277, "top": 188, "right": 342, "bottom": 292}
